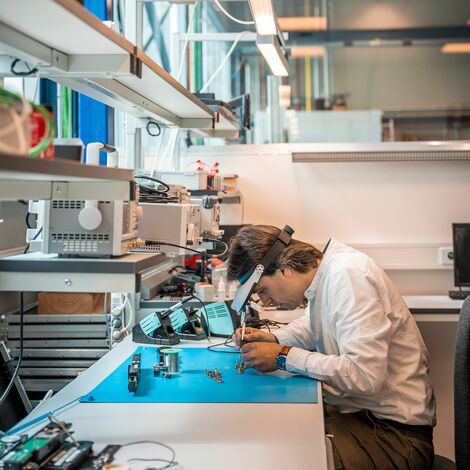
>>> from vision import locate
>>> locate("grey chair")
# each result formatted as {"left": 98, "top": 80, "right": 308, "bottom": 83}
{"left": 432, "top": 296, "right": 470, "bottom": 470}
{"left": 454, "top": 296, "right": 470, "bottom": 470}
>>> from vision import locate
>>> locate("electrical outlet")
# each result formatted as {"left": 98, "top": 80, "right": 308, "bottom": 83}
{"left": 438, "top": 247, "right": 454, "bottom": 265}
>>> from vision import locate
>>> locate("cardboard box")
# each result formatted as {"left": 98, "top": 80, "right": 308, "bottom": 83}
{"left": 38, "top": 292, "right": 110, "bottom": 314}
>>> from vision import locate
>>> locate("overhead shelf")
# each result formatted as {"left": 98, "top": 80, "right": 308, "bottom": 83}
{"left": 0, "top": 152, "right": 134, "bottom": 200}
{"left": 0, "top": 0, "right": 215, "bottom": 129}
{"left": 194, "top": 105, "right": 240, "bottom": 139}
{"left": 70, "top": 48, "right": 215, "bottom": 128}
{"left": 0, "top": 251, "right": 165, "bottom": 293}
{"left": 211, "top": 106, "right": 240, "bottom": 139}
{"left": 0, "top": 0, "right": 137, "bottom": 73}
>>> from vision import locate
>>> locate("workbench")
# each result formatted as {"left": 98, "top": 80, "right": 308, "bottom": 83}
{"left": 11, "top": 336, "right": 330, "bottom": 470}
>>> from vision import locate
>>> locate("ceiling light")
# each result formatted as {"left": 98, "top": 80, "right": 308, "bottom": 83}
{"left": 290, "top": 46, "right": 326, "bottom": 58}
{"left": 278, "top": 16, "right": 327, "bottom": 31}
{"left": 256, "top": 35, "right": 288, "bottom": 76}
{"left": 441, "top": 43, "right": 470, "bottom": 53}
{"left": 248, "top": 0, "right": 278, "bottom": 35}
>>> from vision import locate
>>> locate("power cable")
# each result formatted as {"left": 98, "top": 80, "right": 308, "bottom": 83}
{"left": 0, "top": 292, "right": 24, "bottom": 407}
{"left": 199, "top": 31, "right": 249, "bottom": 93}
{"left": 10, "top": 58, "right": 38, "bottom": 76}
{"left": 176, "top": 1, "right": 199, "bottom": 82}
{"left": 121, "top": 440, "right": 177, "bottom": 470}
{"left": 146, "top": 120, "right": 162, "bottom": 137}
{"left": 134, "top": 175, "right": 170, "bottom": 192}
{"left": 213, "top": 0, "right": 255, "bottom": 25}
{"left": 203, "top": 238, "right": 228, "bottom": 257}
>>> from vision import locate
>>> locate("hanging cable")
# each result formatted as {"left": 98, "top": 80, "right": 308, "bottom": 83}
{"left": 134, "top": 175, "right": 170, "bottom": 192}
{"left": 176, "top": 1, "right": 199, "bottom": 82}
{"left": 0, "top": 293, "right": 24, "bottom": 407}
{"left": 120, "top": 293, "right": 134, "bottom": 335}
{"left": 146, "top": 120, "right": 162, "bottom": 137}
{"left": 10, "top": 58, "right": 38, "bottom": 76}
{"left": 213, "top": 0, "right": 255, "bottom": 25}
{"left": 199, "top": 31, "right": 249, "bottom": 93}
{"left": 203, "top": 238, "right": 228, "bottom": 257}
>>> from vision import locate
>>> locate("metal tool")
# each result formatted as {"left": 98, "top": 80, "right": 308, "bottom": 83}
{"left": 128, "top": 353, "right": 141, "bottom": 392}
{"left": 154, "top": 348, "right": 182, "bottom": 378}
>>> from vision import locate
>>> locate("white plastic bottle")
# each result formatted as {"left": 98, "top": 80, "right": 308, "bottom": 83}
{"left": 218, "top": 277, "right": 226, "bottom": 301}
{"left": 228, "top": 281, "right": 238, "bottom": 299}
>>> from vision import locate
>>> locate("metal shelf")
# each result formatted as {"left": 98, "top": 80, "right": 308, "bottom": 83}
{"left": 0, "top": 152, "right": 134, "bottom": 200}
{"left": 199, "top": 105, "right": 240, "bottom": 139}
{"left": 0, "top": 251, "right": 165, "bottom": 293}
{"left": 57, "top": 48, "right": 215, "bottom": 128}
{"left": 0, "top": 0, "right": 215, "bottom": 128}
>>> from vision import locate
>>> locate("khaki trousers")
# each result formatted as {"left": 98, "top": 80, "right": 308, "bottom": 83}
{"left": 324, "top": 405, "right": 434, "bottom": 470}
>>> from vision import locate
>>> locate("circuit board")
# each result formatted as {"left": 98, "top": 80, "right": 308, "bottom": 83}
{"left": 0, "top": 424, "right": 64, "bottom": 469}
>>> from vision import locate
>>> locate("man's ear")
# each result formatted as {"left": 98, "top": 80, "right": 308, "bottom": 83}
{"left": 280, "top": 268, "right": 292, "bottom": 279}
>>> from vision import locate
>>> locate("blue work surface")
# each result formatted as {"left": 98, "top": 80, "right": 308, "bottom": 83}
{"left": 81, "top": 346, "right": 318, "bottom": 404}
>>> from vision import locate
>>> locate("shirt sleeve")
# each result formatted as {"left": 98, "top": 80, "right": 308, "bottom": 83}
{"left": 271, "top": 309, "right": 316, "bottom": 351}
{"left": 286, "top": 266, "right": 393, "bottom": 396}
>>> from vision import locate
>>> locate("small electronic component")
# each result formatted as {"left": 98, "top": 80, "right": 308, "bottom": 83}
{"left": 205, "top": 368, "right": 223, "bottom": 383}
{"left": 79, "top": 444, "right": 121, "bottom": 470}
{"left": 0, "top": 422, "right": 67, "bottom": 469}
{"left": 128, "top": 353, "right": 141, "bottom": 392}
{"left": 43, "top": 441, "right": 93, "bottom": 470}
{"left": 235, "top": 361, "right": 246, "bottom": 374}
{"left": 0, "top": 435, "right": 25, "bottom": 466}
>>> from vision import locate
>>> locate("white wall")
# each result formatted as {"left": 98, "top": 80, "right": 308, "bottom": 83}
{"left": 183, "top": 142, "right": 470, "bottom": 294}
{"left": 333, "top": 47, "right": 470, "bottom": 111}
{"left": 288, "top": 110, "right": 382, "bottom": 143}
{"left": 184, "top": 143, "right": 470, "bottom": 243}
{"left": 325, "top": 0, "right": 470, "bottom": 111}
{"left": 328, "top": 0, "right": 470, "bottom": 29}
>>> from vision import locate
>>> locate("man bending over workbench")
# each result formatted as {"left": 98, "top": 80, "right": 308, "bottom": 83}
{"left": 228, "top": 225, "right": 435, "bottom": 470}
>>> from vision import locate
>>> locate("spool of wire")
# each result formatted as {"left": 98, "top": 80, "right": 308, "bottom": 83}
{"left": 160, "top": 348, "right": 182, "bottom": 375}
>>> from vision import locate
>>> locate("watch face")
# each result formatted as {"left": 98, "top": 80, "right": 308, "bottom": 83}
{"left": 276, "top": 355, "right": 287, "bottom": 371}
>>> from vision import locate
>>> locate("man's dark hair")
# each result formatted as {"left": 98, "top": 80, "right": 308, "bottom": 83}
{"left": 226, "top": 225, "right": 323, "bottom": 282}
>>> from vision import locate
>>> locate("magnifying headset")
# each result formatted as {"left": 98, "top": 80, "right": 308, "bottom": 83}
{"left": 231, "top": 225, "right": 295, "bottom": 315}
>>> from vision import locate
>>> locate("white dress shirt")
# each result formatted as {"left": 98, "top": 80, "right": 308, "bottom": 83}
{"left": 272, "top": 238, "right": 436, "bottom": 426}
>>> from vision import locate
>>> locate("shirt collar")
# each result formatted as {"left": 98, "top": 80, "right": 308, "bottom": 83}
{"left": 304, "top": 238, "right": 333, "bottom": 300}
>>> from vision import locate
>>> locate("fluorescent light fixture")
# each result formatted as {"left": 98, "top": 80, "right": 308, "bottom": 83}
{"left": 248, "top": 0, "right": 278, "bottom": 35}
{"left": 278, "top": 16, "right": 327, "bottom": 31}
{"left": 290, "top": 46, "right": 326, "bottom": 58}
{"left": 257, "top": 35, "right": 288, "bottom": 76}
{"left": 441, "top": 43, "right": 470, "bottom": 53}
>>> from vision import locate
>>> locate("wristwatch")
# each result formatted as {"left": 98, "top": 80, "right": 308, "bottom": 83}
{"left": 275, "top": 345, "right": 292, "bottom": 371}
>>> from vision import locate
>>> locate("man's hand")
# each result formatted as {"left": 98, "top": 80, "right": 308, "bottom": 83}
{"left": 232, "top": 327, "right": 278, "bottom": 349}
{"left": 241, "top": 342, "right": 283, "bottom": 372}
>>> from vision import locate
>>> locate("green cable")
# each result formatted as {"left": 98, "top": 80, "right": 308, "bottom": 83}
{"left": 60, "top": 85, "right": 72, "bottom": 139}
{"left": 194, "top": 4, "right": 202, "bottom": 93}
{"left": 193, "top": 5, "right": 204, "bottom": 145}
{"left": 66, "top": 86, "right": 72, "bottom": 138}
